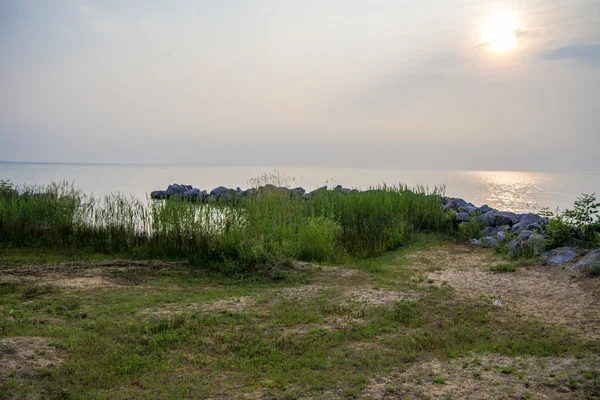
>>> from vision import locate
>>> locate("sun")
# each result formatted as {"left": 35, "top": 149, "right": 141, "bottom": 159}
{"left": 481, "top": 14, "right": 520, "bottom": 53}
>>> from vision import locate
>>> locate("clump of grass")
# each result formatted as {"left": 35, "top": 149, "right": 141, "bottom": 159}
{"left": 490, "top": 264, "right": 516, "bottom": 273}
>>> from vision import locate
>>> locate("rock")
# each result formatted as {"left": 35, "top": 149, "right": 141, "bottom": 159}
{"left": 526, "top": 234, "right": 546, "bottom": 256}
{"left": 517, "top": 230, "right": 534, "bottom": 240}
{"left": 511, "top": 213, "right": 543, "bottom": 233}
{"left": 477, "top": 211, "right": 497, "bottom": 227}
{"left": 244, "top": 188, "right": 258, "bottom": 197}
{"left": 470, "top": 239, "right": 483, "bottom": 246}
{"left": 477, "top": 205, "right": 495, "bottom": 214}
{"left": 166, "top": 184, "right": 191, "bottom": 197}
{"left": 572, "top": 249, "right": 600, "bottom": 271}
{"left": 291, "top": 187, "right": 305, "bottom": 196}
{"left": 444, "top": 198, "right": 477, "bottom": 215}
{"left": 210, "top": 186, "right": 230, "bottom": 196}
{"left": 482, "top": 236, "right": 497, "bottom": 248}
{"left": 182, "top": 188, "right": 206, "bottom": 202}
{"left": 482, "top": 227, "right": 494, "bottom": 236}
{"left": 541, "top": 247, "right": 578, "bottom": 265}
{"left": 495, "top": 212, "right": 521, "bottom": 226}
{"left": 496, "top": 231, "right": 508, "bottom": 243}
{"left": 456, "top": 212, "right": 470, "bottom": 223}
{"left": 507, "top": 239, "right": 522, "bottom": 259}
{"left": 150, "top": 190, "right": 167, "bottom": 200}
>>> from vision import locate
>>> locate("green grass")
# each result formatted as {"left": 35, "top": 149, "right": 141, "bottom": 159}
{"left": 490, "top": 263, "right": 517, "bottom": 273}
{"left": 1, "top": 239, "right": 597, "bottom": 399}
{"left": 0, "top": 180, "right": 452, "bottom": 274}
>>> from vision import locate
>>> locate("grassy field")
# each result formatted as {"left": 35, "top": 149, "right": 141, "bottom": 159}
{"left": 1, "top": 235, "right": 599, "bottom": 399}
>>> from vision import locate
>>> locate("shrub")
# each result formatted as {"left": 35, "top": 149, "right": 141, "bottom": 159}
{"left": 296, "top": 216, "right": 341, "bottom": 262}
{"left": 546, "top": 218, "right": 573, "bottom": 249}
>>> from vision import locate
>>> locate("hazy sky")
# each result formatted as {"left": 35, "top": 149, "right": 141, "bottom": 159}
{"left": 1, "top": 0, "right": 599, "bottom": 172}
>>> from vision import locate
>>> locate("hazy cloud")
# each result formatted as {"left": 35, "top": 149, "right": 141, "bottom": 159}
{"left": 543, "top": 44, "right": 600, "bottom": 66}
{"left": 474, "top": 28, "right": 539, "bottom": 50}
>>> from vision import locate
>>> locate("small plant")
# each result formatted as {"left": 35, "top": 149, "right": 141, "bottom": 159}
{"left": 499, "top": 366, "right": 515, "bottom": 375}
{"left": 432, "top": 377, "right": 446, "bottom": 385}
{"left": 491, "top": 264, "right": 516, "bottom": 273}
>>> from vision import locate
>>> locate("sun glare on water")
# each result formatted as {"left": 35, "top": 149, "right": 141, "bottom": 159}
{"left": 481, "top": 14, "right": 520, "bottom": 53}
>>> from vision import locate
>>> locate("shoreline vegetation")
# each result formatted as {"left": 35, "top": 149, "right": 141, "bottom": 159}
{"left": 1, "top": 175, "right": 599, "bottom": 398}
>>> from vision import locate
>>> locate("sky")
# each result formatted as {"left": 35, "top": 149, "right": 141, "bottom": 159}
{"left": 1, "top": 0, "right": 599, "bottom": 172}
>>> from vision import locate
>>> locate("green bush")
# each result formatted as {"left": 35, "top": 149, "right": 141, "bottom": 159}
{"left": 546, "top": 218, "right": 573, "bottom": 249}
{"left": 296, "top": 216, "right": 341, "bottom": 262}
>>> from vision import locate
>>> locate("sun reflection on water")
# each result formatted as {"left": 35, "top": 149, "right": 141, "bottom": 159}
{"left": 463, "top": 170, "right": 553, "bottom": 212}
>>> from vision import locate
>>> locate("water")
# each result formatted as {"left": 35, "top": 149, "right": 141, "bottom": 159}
{"left": 1, "top": 162, "right": 598, "bottom": 213}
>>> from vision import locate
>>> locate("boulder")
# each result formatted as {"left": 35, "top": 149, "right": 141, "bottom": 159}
{"left": 526, "top": 234, "right": 546, "bottom": 256}
{"left": 456, "top": 211, "right": 470, "bottom": 223}
{"left": 482, "top": 236, "right": 497, "bottom": 248}
{"left": 291, "top": 187, "right": 306, "bottom": 196}
{"left": 150, "top": 190, "right": 167, "bottom": 200}
{"left": 477, "top": 211, "right": 497, "bottom": 227}
{"left": 166, "top": 184, "right": 191, "bottom": 197}
{"left": 572, "top": 249, "right": 600, "bottom": 272}
{"left": 496, "top": 230, "right": 508, "bottom": 243}
{"left": 508, "top": 233, "right": 546, "bottom": 259}
{"left": 517, "top": 230, "right": 534, "bottom": 240}
{"left": 210, "top": 186, "right": 231, "bottom": 196}
{"left": 541, "top": 247, "right": 578, "bottom": 265}
{"left": 495, "top": 212, "right": 521, "bottom": 226}
{"left": 511, "top": 213, "right": 543, "bottom": 233}
{"left": 444, "top": 198, "right": 477, "bottom": 215}
{"left": 470, "top": 239, "right": 483, "bottom": 246}
{"left": 182, "top": 188, "right": 206, "bottom": 202}
{"left": 477, "top": 205, "right": 495, "bottom": 214}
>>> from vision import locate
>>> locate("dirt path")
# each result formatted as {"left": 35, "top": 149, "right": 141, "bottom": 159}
{"left": 414, "top": 244, "right": 600, "bottom": 340}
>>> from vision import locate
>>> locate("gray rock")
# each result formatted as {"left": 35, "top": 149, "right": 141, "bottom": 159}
{"left": 150, "top": 190, "right": 167, "bottom": 200}
{"left": 477, "top": 205, "right": 495, "bottom": 214}
{"left": 526, "top": 234, "right": 546, "bottom": 256}
{"left": 482, "top": 236, "right": 497, "bottom": 248}
{"left": 495, "top": 212, "right": 521, "bottom": 226}
{"left": 444, "top": 198, "right": 477, "bottom": 215}
{"left": 456, "top": 212, "right": 470, "bottom": 223}
{"left": 182, "top": 188, "right": 206, "bottom": 202}
{"left": 572, "top": 249, "right": 600, "bottom": 271}
{"left": 291, "top": 187, "right": 305, "bottom": 196}
{"left": 512, "top": 213, "right": 543, "bottom": 233}
{"left": 507, "top": 239, "right": 522, "bottom": 259}
{"left": 541, "top": 247, "right": 578, "bottom": 265}
{"left": 496, "top": 231, "right": 508, "bottom": 243}
{"left": 166, "top": 184, "right": 191, "bottom": 197}
{"left": 482, "top": 227, "right": 494, "bottom": 236}
{"left": 470, "top": 239, "right": 483, "bottom": 246}
{"left": 517, "top": 230, "right": 534, "bottom": 240}
{"left": 477, "top": 211, "right": 497, "bottom": 227}
{"left": 210, "top": 186, "right": 230, "bottom": 196}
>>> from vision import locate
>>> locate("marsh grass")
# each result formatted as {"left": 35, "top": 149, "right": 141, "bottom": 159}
{"left": 0, "top": 180, "right": 450, "bottom": 272}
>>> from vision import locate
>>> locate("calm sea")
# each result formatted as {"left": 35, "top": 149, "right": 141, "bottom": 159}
{"left": 1, "top": 162, "right": 598, "bottom": 213}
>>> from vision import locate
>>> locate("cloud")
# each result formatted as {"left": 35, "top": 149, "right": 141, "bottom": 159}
{"left": 543, "top": 44, "right": 600, "bottom": 66}
{"left": 474, "top": 28, "right": 539, "bottom": 50}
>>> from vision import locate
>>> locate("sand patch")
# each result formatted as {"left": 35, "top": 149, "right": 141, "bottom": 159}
{"left": 148, "top": 296, "right": 256, "bottom": 318}
{"left": 363, "top": 354, "right": 600, "bottom": 399}
{"left": 0, "top": 337, "right": 63, "bottom": 383}
{"left": 46, "top": 274, "right": 116, "bottom": 289}
{"left": 429, "top": 265, "right": 600, "bottom": 340}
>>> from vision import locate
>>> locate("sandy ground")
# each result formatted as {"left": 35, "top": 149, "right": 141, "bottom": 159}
{"left": 420, "top": 244, "right": 600, "bottom": 340}
{"left": 0, "top": 337, "right": 63, "bottom": 384}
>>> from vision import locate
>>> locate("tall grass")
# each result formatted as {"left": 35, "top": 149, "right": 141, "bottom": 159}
{"left": 0, "top": 179, "right": 451, "bottom": 272}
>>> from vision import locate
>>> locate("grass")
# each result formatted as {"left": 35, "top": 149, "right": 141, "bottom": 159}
{"left": 0, "top": 180, "right": 452, "bottom": 274}
{"left": 490, "top": 263, "right": 517, "bottom": 273}
{"left": 1, "top": 238, "right": 598, "bottom": 399}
